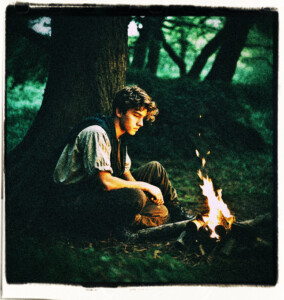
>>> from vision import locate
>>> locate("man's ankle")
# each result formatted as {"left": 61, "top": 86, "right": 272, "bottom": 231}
{"left": 168, "top": 202, "right": 195, "bottom": 222}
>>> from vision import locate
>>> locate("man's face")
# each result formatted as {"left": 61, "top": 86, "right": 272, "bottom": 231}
{"left": 118, "top": 107, "right": 148, "bottom": 136}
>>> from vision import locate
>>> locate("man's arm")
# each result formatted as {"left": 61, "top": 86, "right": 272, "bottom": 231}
{"left": 123, "top": 170, "right": 136, "bottom": 182}
{"left": 123, "top": 170, "right": 163, "bottom": 205}
{"left": 97, "top": 171, "right": 164, "bottom": 205}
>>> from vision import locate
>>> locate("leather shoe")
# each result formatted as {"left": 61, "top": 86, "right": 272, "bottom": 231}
{"left": 169, "top": 204, "right": 195, "bottom": 222}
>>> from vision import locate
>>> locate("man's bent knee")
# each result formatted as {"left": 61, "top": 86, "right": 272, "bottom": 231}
{"left": 140, "top": 202, "right": 169, "bottom": 218}
{"left": 149, "top": 161, "right": 162, "bottom": 169}
{"left": 147, "top": 161, "right": 165, "bottom": 174}
{"left": 139, "top": 204, "right": 169, "bottom": 227}
{"left": 124, "top": 188, "right": 147, "bottom": 211}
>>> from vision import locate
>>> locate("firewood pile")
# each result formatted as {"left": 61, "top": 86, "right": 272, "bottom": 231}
{"left": 135, "top": 213, "right": 273, "bottom": 258}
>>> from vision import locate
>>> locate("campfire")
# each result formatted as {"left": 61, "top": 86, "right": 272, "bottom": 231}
{"left": 135, "top": 149, "right": 272, "bottom": 258}
{"left": 194, "top": 149, "right": 235, "bottom": 241}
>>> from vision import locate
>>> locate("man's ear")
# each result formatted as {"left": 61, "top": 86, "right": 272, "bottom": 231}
{"left": 116, "top": 108, "right": 123, "bottom": 118}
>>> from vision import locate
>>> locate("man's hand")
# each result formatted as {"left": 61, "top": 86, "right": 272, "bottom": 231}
{"left": 124, "top": 171, "right": 164, "bottom": 205}
{"left": 144, "top": 183, "right": 164, "bottom": 205}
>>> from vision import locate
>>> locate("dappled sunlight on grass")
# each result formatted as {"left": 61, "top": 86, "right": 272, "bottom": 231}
{"left": 6, "top": 77, "right": 45, "bottom": 152}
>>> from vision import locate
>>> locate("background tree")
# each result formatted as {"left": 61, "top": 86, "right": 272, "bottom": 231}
{"left": 186, "top": 21, "right": 226, "bottom": 80}
{"left": 133, "top": 16, "right": 226, "bottom": 79}
{"left": 205, "top": 15, "right": 254, "bottom": 82}
{"left": 6, "top": 14, "right": 51, "bottom": 86}
{"left": 160, "top": 31, "right": 187, "bottom": 76}
{"left": 159, "top": 16, "right": 213, "bottom": 77}
{"left": 145, "top": 17, "right": 164, "bottom": 74}
{"left": 129, "top": 14, "right": 272, "bottom": 83}
{"left": 131, "top": 17, "right": 152, "bottom": 69}
{"left": 131, "top": 16, "right": 164, "bottom": 74}
{"left": 6, "top": 10, "right": 129, "bottom": 228}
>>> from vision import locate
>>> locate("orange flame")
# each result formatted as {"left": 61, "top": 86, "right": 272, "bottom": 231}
{"left": 197, "top": 161, "right": 235, "bottom": 239}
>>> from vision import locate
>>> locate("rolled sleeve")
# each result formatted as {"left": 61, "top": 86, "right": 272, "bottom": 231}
{"left": 80, "top": 125, "right": 113, "bottom": 175}
{"left": 124, "top": 150, "right": 131, "bottom": 173}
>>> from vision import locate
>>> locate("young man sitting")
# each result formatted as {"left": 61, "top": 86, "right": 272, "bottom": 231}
{"left": 53, "top": 86, "right": 194, "bottom": 240}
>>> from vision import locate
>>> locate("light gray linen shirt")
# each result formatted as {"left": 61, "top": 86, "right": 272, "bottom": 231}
{"left": 53, "top": 125, "right": 131, "bottom": 185}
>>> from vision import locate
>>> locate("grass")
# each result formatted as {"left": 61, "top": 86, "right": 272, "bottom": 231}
{"left": 6, "top": 226, "right": 275, "bottom": 285}
{"left": 5, "top": 74, "right": 276, "bottom": 285}
{"left": 5, "top": 76, "right": 45, "bottom": 153}
{"left": 6, "top": 225, "right": 276, "bottom": 285}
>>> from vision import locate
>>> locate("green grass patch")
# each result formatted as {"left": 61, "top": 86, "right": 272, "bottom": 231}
{"left": 5, "top": 76, "right": 45, "bottom": 152}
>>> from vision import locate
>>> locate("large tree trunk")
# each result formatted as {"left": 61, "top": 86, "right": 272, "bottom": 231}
{"left": 6, "top": 15, "right": 129, "bottom": 229}
{"left": 205, "top": 16, "right": 253, "bottom": 82}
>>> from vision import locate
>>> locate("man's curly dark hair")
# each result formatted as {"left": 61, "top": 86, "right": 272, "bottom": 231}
{"left": 112, "top": 86, "right": 159, "bottom": 123}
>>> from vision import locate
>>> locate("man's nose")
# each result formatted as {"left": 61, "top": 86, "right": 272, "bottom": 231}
{"left": 137, "top": 118, "right": 143, "bottom": 127}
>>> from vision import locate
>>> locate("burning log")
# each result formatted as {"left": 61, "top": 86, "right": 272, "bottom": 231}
{"left": 175, "top": 221, "right": 201, "bottom": 250}
{"left": 196, "top": 226, "right": 217, "bottom": 254}
{"left": 186, "top": 219, "right": 199, "bottom": 234}
{"left": 214, "top": 225, "right": 227, "bottom": 240}
{"left": 134, "top": 213, "right": 273, "bottom": 257}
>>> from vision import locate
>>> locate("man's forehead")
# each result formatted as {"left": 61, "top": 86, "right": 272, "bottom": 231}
{"left": 133, "top": 107, "right": 148, "bottom": 116}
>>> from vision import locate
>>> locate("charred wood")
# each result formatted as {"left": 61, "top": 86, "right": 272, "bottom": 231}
{"left": 175, "top": 230, "right": 187, "bottom": 250}
{"left": 215, "top": 225, "right": 227, "bottom": 240}
{"left": 135, "top": 213, "right": 273, "bottom": 255}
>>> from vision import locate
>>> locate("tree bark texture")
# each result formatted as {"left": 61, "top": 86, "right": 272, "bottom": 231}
{"left": 205, "top": 16, "right": 253, "bottom": 82}
{"left": 6, "top": 16, "right": 129, "bottom": 227}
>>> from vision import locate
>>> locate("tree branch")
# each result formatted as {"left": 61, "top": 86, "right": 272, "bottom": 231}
{"left": 241, "top": 56, "right": 273, "bottom": 67}
{"left": 161, "top": 34, "right": 186, "bottom": 76}
{"left": 187, "top": 28, "right": 224, "bottom": 79}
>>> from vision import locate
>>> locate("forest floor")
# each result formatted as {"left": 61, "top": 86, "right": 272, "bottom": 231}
{"left": 6, "top": 147, "right": 276, "bottom": 285}
{"left": 5, "top": 77, "right": 277, "bottom": 285}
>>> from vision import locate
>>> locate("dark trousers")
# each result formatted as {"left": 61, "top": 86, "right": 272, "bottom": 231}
{"left": 53, "top": 161, "right": 178, "bottom": 235}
